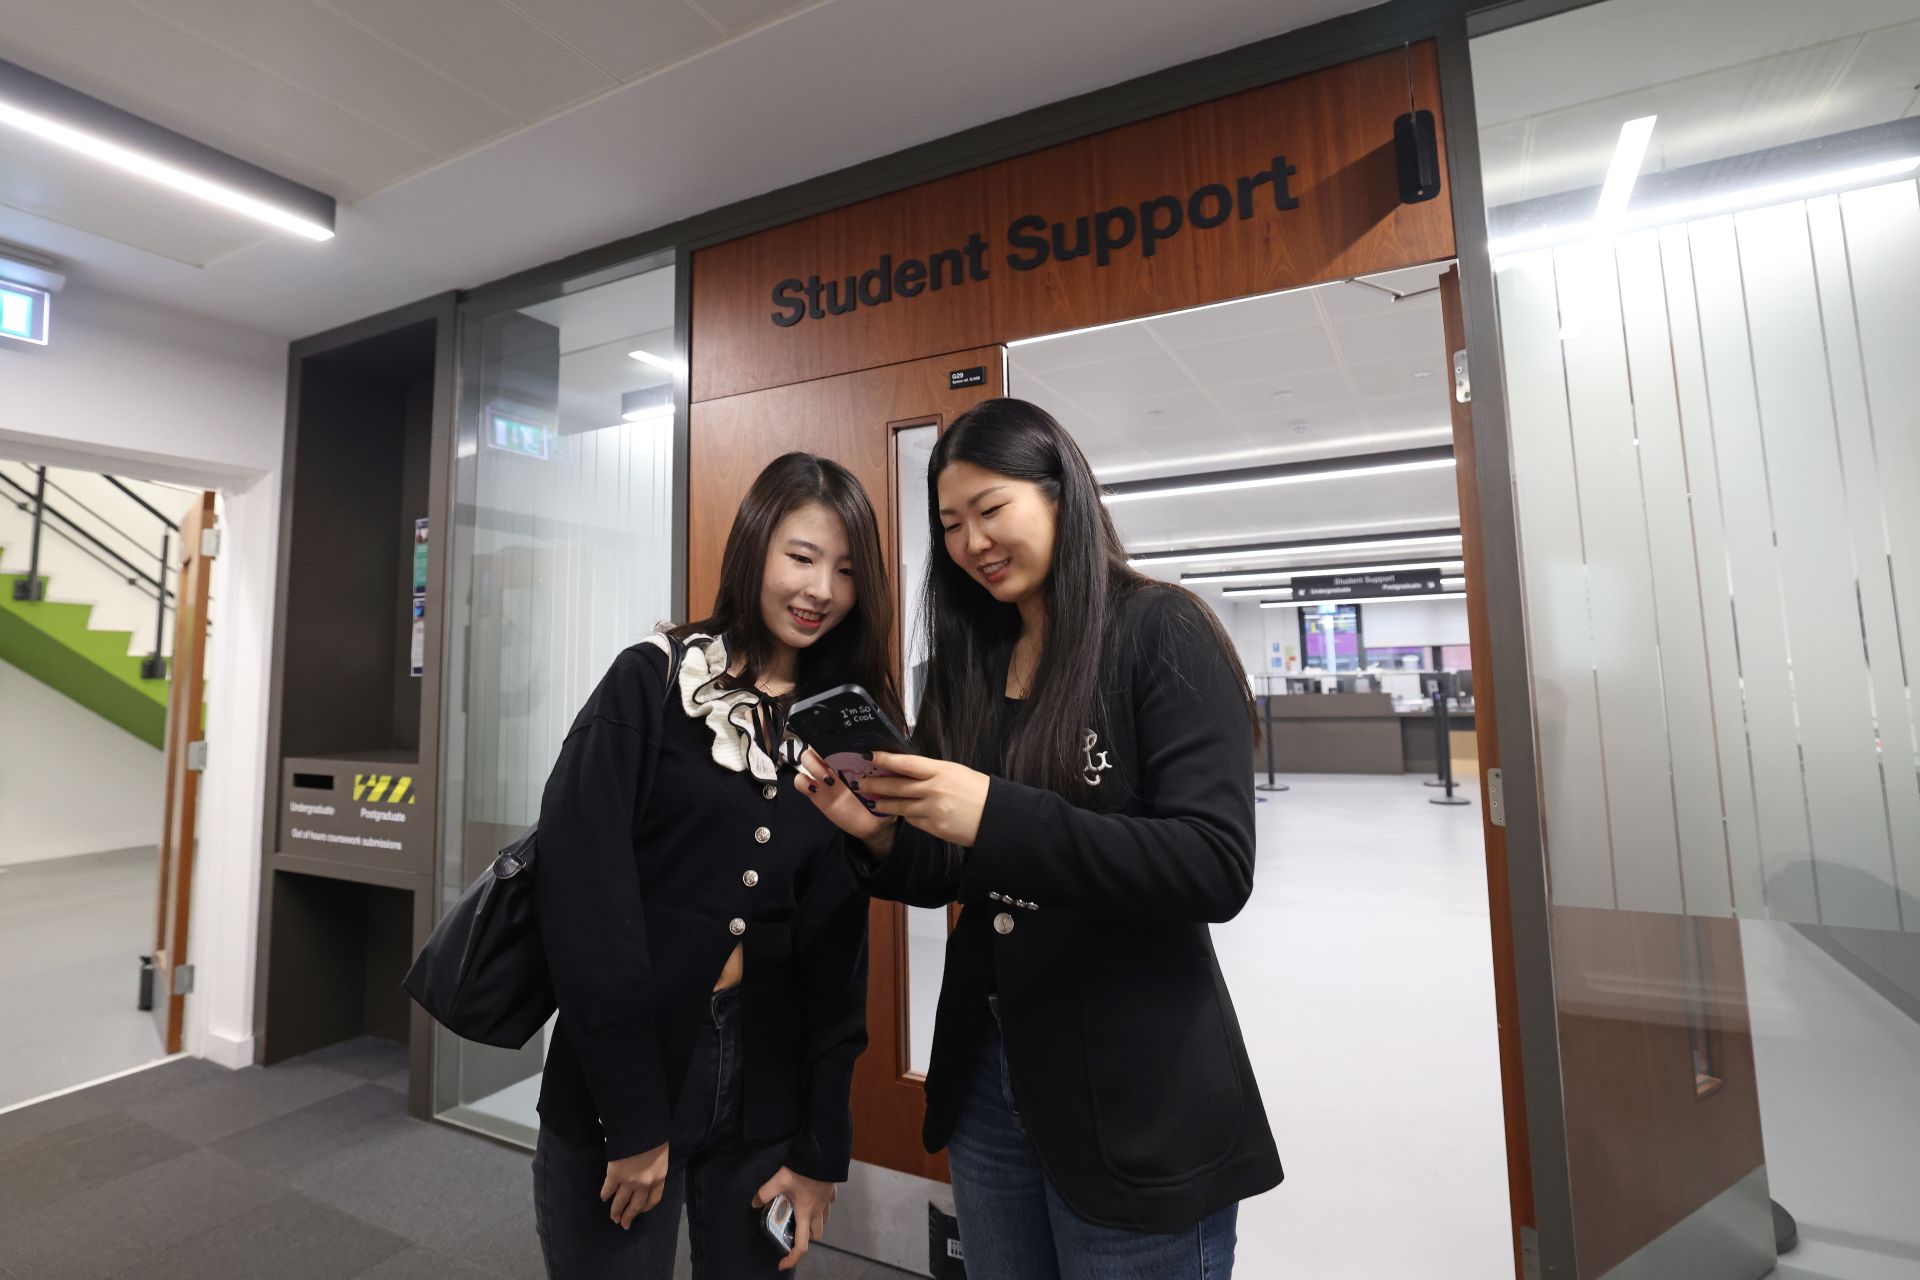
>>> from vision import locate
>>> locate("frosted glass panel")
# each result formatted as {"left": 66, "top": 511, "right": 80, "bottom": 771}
{"left": 1492, "top": 180, "right": 1920, "bottom": 931}
{"left": 896, "top": 423, "right": 945, "bottom": 1076}
{"left": 434, "top": 260, "right": 680, "bottom": 1145}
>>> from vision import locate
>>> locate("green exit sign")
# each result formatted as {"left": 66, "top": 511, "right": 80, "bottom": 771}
{"left": 0, "top": 280, "right": 49, "bottom": 346}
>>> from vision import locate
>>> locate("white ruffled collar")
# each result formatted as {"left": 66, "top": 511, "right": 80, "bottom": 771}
{"left": 640, "top": 630, "right": 796, "bottom": 781}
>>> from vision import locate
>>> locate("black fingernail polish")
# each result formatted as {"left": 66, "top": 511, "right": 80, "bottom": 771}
{"left": 807, "top": 784, "right": 818, "bottom": 794}
{"left": 861, "top": 751, "right": 873, "bottom": 760}
{"left": 825, "top": 774, "right": 836, "bottom": 787}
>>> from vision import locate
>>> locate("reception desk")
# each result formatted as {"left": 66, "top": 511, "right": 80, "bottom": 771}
{"left": 1253, "top": 693, "right": 1404, "bottom": 774}
{"left": 1250, "top": 694, "right": 1478, "bottom": 776}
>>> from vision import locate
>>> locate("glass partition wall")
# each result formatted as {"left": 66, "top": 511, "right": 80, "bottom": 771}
{"left": 433, "top": 255, "right": 680, "bottom": 1146}
{"left": 1473, "top": 3, "right": 1920, "bottom": 1275}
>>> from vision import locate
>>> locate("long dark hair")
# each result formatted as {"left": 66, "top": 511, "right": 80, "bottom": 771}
{"left": 915, "top": 398, "right": 1255, "bottom": 799}
{"left": 673, "top": 452, "right": 901, "bottom": 723}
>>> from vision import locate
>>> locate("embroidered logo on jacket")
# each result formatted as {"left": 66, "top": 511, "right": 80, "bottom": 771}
{"left": 1082, "top": 730, "right": 1113, "bottom": 786}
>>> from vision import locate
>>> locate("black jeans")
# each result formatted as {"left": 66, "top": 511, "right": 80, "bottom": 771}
{"left": 534, "top": 986, "right": 792, "bottom": 1278}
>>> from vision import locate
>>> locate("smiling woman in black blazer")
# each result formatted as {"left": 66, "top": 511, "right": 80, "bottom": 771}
{"left": 533, "top": 452, "right": 901, "bottom": 1277}
{"left": 797, "top": 398, "right": 1281, "bottom": 1279}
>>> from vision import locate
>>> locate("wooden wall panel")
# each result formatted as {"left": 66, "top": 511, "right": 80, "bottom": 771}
{"left": 691, "top": 43, "right": 1453, "bottom": 402}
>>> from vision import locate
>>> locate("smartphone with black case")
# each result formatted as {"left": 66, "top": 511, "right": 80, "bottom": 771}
{"left": 788, "top": 683, "right": 912, "bottom": 786}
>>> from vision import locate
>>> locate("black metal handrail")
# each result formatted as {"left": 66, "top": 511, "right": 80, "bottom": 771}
{"left": 1, "top": 462, "right": 186, "bottom": 680}
{"left": 40, "top": 472, "right": 177, "bottom": 586}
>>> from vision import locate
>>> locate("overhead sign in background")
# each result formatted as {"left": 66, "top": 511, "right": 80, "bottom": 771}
{"left": 1291, "top": 568, "right": 1446, "bottom": 601}
{"left": 0, "top": 280, "right": 49, "bottom": 346}
{"left": 690, "top": 42, "right": 1453, "bottom": 402}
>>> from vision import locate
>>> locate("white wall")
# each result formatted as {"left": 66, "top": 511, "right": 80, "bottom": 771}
{"left": 0, "top": 662, "right": 164, "bottom": 864}
{"left": 1, "top": 283, "right": 286, "bottom": 1068}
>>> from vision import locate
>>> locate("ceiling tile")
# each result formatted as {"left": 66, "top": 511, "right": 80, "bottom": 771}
{"left": 1142, "top": 284, "right": 1322, "bottom": 345}
{"left": 693, "top": 0, "right": 815, "bottom": 37}
{"left": 0, "top": 2, "right": 433, "bottom": 195}
{"left": 1030, "top": 351, "right": 1195, "bottom": 411}
{"left": 1207, "top": 366, "right": 1354, "bottom": 416}
{"left": 131, "top": 0, "right": 519, "bottom": 157}
{"left": 1330, "top": 302, "right": 1445, "bottom": 365}
{"left": 1006, "top": 320, "right": 1162, "bottom": 374}
{"left": 507, "top": 0, "right": 723, "bottom": 81}
{"left": 1347, "top": 355, "right": 1448, "bottom": 401}
{"left": 1170, "top": 324, "right": 1342, "bottom": 387}
{"left": 1360, "top": 390, "right": 1453, "bottom": 432}
{"left": 317, "top": 0, "right": 615, "bottom": 120}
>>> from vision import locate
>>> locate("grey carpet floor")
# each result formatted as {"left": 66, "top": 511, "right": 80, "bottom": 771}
{"left": 0, "top": 1038, "right": 916, "bottom": 1279}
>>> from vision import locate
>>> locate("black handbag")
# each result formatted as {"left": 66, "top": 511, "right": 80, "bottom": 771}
{"left": 403, "top": 634, "right": 684, "bottom": 1049}
{"left": 403, "top": 826, "right": 550, "bottom": 1048}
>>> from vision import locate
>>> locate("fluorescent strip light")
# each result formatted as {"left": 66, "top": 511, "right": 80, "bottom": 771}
{"left": 0, "top": 96, "right": 334, "bottom": 241}
{"left": 1490, "top": 154, "right": 1920, "bottom": 261}
{"left": 1594, "top": 115, "right": 1657, "bottom": 228}
{"left": 1103, "top": 457, "right": 1454, "bottom": 505}
{"left": 1131, "top": 532, "right": 1462, "bottom": 568}
{"left": 1217, "top": 562, "right": 1467, "bottom": 593}
{"left": 627, "top": 349, "right": 687, "bottom": 377}
{"left": 1262, "top": 590, "right": 1468, "bottom": 610}
{"left": 622, "top": 404, "right": 675, "bottom": 423}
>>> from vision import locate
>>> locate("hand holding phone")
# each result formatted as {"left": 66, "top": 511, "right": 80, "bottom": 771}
{"left": 764, "top": 1193, "right": 796, "bottom": 1255}
{"left": 788, "top": 683, "right": 913, "bottom": 788}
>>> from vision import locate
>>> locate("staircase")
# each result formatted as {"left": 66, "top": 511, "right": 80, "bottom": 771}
{"left": 0, "top": 465, "right": 197, "bottom": 749}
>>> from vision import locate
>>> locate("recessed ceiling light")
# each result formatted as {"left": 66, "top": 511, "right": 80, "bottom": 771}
{"left": 1147, "top": 409, "right": 1165, "bottom": 417}
{"left": 1411, "top": 370, "right": 1435, "bottom": 379}
{"left": 1271, "top": 389, "right": 1293, "bottom": 400}
{"left": 1288, "top": 419, "right": 1310, "bottom": 434}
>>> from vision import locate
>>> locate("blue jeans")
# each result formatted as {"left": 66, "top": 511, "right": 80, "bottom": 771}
{"left": 946, "top": 997, "right": 1239, "bottom": 1280}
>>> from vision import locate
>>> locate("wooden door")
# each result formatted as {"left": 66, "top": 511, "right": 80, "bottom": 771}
{"left": 1440, "top": 268, "right": 1535, "bottom": 1276}
{"left": 151, "top": 491, "right": 216, "bottom": 1053}
{"left": 689, "top": 348, "right": 1006, "bottom": 1178}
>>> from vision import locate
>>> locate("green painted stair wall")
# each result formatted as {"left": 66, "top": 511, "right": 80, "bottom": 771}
{"left": 0, "top": 550, "right": 168, "bottom": 748}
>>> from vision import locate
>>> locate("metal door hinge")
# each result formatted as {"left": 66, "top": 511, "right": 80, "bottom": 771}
{"left": 1520, "top": 1226, "right": 1540, "bottom": 1279}
{"left": 200, "top": 528, "right": 221, "bottom": 558}
{"left": 1486, "top": 767, "right": 1506, "bottom": 827}
{"left": 186, "top": 740, "right": 208, "bottom": 772}
{"left": 172, "top": 964, "right": 195, "bottom": 996}
{"left": 1452, "top": 348, "right": 1471, "bottom": 403}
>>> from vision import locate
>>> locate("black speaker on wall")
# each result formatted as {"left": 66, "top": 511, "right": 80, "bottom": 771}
{"left": 1395, "top": 109, "right": 1442, "bottom": 204}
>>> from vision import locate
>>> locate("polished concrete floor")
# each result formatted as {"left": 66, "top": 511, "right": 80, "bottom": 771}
{"left": 0, "top": 848, "right": 166, "bottom": 1112}
{"left": 1215, "top": 772, "right": 1513, "bottom": 1279}
{"left": 0, "top": 1039, "right": 912, "bottom": 1280}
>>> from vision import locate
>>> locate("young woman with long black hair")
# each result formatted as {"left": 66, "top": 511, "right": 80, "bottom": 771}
{"left": 532, "top": 452, "right": 900, "bottom": 1276}
{"left": 797, "top": 398, "right": 1281, "bottom": 1278}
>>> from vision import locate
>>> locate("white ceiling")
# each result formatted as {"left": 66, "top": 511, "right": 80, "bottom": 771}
{"left": 1474, "top": 0, "right": 1920, "bottom": 209}
{"left": 0, "top": 0, "right": 1377, "bottom": 337}
{"left": 1009, "top": 262, "right": 1462, "bottom": 603}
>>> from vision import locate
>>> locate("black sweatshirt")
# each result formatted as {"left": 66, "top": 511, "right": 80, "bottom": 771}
{"left": 850, "top": 586, "right": 1282, "bottom": 1232}
{"left": 533, "top": 639, "right": 868, "bottom": 1181}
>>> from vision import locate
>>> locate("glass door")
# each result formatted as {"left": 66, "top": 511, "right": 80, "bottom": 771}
{"left": 1472, "top": 1, "right": 1920, "bottom": 1273}
{"left": 432, "top": 256, "right": 680, "bottom": 1146}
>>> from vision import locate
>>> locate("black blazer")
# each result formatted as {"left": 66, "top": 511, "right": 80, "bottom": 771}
{"left": 851, "top": 586, "right": 1282, "bottom": 1232}
{"left": 534, "top": 640, "right": 868, "bottom": 1182}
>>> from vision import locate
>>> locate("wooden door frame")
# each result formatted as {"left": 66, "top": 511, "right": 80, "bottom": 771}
{"left": 1441, "top": 266, "right": 1535, "bottom": 1276}
{"left": 152, "top": 491, "right": 216, "bottom": 1054}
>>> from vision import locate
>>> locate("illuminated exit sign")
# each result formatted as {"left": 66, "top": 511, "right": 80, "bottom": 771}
{"left": 0, "top": 280, "right": 49, "bottom": 346}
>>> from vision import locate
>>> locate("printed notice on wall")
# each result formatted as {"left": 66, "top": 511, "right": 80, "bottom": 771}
{"left": 410, "top": 599, "right": 425, "bottom": 677}
{"left": 413, "top": 517, "right": 428, "bottom": 597}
